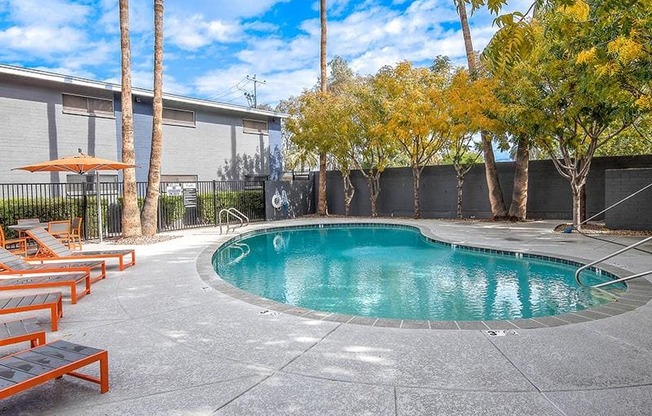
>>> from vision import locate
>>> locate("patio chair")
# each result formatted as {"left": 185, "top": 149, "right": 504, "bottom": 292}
{"left": 48, "top": 220, "right": 71, "bottom": 247}
{"left": 0, "top": 227, "right": 27, "bottom": 256}
{"left": 25, "top": 227, "right": 135, "bottom": 271}
{"left": 69, "top": 216, "right": 83, "bottom": 250}
{"left": 0, "top": 247, "right": 106, "bottom": 283}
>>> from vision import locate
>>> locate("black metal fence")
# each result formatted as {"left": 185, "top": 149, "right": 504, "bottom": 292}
{"left": 0, "top": 180, "right": 265, "bottom": 240}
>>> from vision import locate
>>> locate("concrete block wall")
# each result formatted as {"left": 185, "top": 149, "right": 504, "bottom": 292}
{"left": 320, "top": 155, "right": 652, "bottom": 224}
{"left": 605, "top": 168, "right": 652, "bottom": 230}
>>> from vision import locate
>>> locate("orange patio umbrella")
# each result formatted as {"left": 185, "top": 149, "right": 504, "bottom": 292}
{"left": 13, "top": 151, "right": 135, "bottom": 174}
{"left": 13, "top": 149, "right": 137, "bottom": 242}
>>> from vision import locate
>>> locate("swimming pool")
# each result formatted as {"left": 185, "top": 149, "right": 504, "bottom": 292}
{"left": 212, "top": 224, "right": 625, "bottom": 321}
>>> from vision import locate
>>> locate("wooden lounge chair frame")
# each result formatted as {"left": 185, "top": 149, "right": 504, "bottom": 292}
{"left": 26, "top": 227, "right": 135, "bottom": 271}
{"left": 0, "top": 247, "right": 106, "bottom": 283}
{"left": 0, "top": 227, "right": 27, "bottom": 257}
{"left": 0, "top": 340, "right": 109, "bottom": 399}
{"left": 0, "top": 293, "right": 62, "bottom": 331}
{"left": 0, "top": 318, "right": 46, "bottom": 348}
{"left": 47, "top": 220, "right": 72, "bottom": 248}
{"left": 0, "top": 272, "right": 91, "bottom": 304}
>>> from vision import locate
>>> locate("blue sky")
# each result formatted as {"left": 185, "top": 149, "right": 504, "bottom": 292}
{"left": 0, "top": 0, "right": 528, "bottom": 108}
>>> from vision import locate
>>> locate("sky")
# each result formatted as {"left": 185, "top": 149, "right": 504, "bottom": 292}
{"left": 0, "top": 0, "right": 530, "bottom": 109}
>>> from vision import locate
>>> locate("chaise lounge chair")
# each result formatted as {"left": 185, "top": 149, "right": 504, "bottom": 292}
{"left": 25, "top": 227, "right": 136, "bottom": 271}
{"left": 0, "top": 247, "right": 106, "bottom": 283}
{"left": 0, "top": 340, "right": 109, "bottom": 399}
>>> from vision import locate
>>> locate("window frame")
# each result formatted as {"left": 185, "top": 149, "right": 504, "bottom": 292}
{"left": 162, "top": 107, "right": 196, "bottom": 127}
{"left": 242, "top": 118, "right": 269, "bottom": 135}
{"left": 62, "top": 93, "right": 115, "bottom": 119}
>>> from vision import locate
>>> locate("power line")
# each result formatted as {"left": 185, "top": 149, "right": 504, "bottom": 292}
{"left": 245, "top": 75, "right": 266, "bottom": 108}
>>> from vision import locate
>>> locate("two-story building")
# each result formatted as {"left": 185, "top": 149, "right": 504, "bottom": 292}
{"left": 0, "top": 64, "right": 286, "bottom": 186}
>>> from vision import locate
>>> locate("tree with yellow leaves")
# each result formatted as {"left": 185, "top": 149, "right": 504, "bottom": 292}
{"left": 375, "top": 61, "right": 450, "bottom": 218}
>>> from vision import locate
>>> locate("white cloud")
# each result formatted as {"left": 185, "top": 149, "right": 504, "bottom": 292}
{"left": 0, "top": 26, "right": 87, "bottom": 54}
{"left": 166, "top": 15, "right": 243, "bottom": 50}
{"left": 3, "top": 0, "right": 90, "bottom": 26}
{"left": 165, "top": 0, "right": 291, "bottom": 20}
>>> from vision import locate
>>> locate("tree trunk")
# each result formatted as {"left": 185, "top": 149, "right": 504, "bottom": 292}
{"left": 508, "top": 137, "right": 529, "bottom": 220}
{"left": 141, "top": 0, "right": 164, "bottom": 236}
{"left": 368, "top": 170, "right": 381, "bottom": 218}
{"left": 456, "top": 0, "right": 477, "bottom": 78}
{"left": 456, "top": 0, "right": 507, "bottom": 219}
{"left": 482, "top": 132, "right": 508, "bottom": 218}
{"left": 342, "top": 172, "right": 354, "bottom": 217}
{"left": 119, "top": 0, "right": 142, "bottom": 238}
{"left": 456, "top": 169, "right": 464, "bottom": 219}
{"left": 318, "top": 153, "right": 327, "bottom": 215}
{"left": 412, "top": 166, "right": 421, "bottom": 219}
{"left": 317, "top": 0, "right": 328, "bottom": 216}
{"left": 571, "top": 182, "right": 583, "bottom": 229}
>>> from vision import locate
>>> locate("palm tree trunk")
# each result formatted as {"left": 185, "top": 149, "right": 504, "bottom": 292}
{"left": 119, "top": 0, "right": 142, "bottom": 238}
{"left": 141, "top": 0, "right": 164, "bottom": 236}
{"left": 456, "top": 0, "right": 507, "bottom": 219}
{"left": 317, "top": 0, "right": 328, "bottom": 216}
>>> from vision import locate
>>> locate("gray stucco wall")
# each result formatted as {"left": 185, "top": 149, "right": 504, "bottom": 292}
{"left": 322, "top": 155, "right": 652, "bottom": 222}
{"left": 115, "top": 96, "right": 275, "bottom": 183}
{"left": 0, "top": 77, "right": 119, "bottom": 184}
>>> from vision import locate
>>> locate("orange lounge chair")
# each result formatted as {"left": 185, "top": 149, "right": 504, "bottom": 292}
{"left": 0, "top": 272, "right": 91, "bottom": 304}
{"left": 0, "top": 247, "right": 106, "bottom": 283}
{"left": 0, "top": 340, "right": 109, "bottom": 399}
{"left": 0, "top": 293, "right": 63, "bottom": 332}
{"left": 0, "top": 318, "right": 46, "bottom": 348}
{"left": 26, "top": 227, "right": 135, "bottom": 271}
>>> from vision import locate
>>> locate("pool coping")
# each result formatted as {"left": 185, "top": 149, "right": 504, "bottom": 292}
{"left": 197, "top": 220, "right": 652, "bottom": 330}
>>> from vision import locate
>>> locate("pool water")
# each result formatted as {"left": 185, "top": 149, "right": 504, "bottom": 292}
{"left": 213, "top": 225, "right": 625, "bottom": 321}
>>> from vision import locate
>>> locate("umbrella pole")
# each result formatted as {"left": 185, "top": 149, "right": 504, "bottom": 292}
{"left": 96, "top": 171, "right": 103, "bottom": 242}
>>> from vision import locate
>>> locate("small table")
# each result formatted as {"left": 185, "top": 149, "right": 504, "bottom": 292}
{"left": 8, "top": 223, "right": 49, "bottom": 254}
{"left": 8, "top": 223, "right": 49, "bottom": 232}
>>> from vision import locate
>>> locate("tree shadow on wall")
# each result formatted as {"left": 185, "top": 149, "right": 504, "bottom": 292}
{"left": 217, "top": 146, "right": 266, "bottom": 180}
{"left": 217, "top": 144, "right": 284, "bottom": 181}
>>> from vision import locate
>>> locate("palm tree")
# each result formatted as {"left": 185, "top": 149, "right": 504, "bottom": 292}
{"left": 141, "top": 0, "right": 164, "bottom": 236}
{"left": 455, "top": 0, "right": 508, "bottom": 219}
{"left": 119, "top": 0, "right": 142, "bottom": 237}
{"left": 317, "top": 0, "right": 328, "bottom": 216}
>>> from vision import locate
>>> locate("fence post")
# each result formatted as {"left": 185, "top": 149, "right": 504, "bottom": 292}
{"left": 212, "top": 180, "right": 218, "bottom": 226}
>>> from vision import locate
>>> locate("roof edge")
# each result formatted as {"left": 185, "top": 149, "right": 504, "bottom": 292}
{"left": 0, "top": 64, "right": 288, "bottom": 119}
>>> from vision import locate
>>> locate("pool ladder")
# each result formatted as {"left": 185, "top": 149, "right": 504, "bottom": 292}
{"left": 221, "top": 242, "right": 251, "bottom": 266}
{"left": 575, "top": 235, "right": 652, "bottom": 288}
{"left": 218, "top": 207, "right": 249, "bottom": 235}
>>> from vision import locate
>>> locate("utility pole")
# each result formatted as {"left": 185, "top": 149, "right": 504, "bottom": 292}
{"left": 246, "top": 75, "right": 266, "bottom": 108}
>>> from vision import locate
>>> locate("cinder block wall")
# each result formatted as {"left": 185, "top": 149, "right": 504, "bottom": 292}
{"left": 320, "top": 155, "right": 652, "bottom": 225}
{"left": 605, "top": 168, "right": 652, "bottom": 230}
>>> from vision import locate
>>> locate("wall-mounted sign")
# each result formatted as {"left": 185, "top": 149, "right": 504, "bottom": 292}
{"left": 166, "top": 184, "right": 182, "bottom": 196}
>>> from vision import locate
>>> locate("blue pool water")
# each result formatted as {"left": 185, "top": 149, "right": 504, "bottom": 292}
{"left": 212, "top": 225, "right": 625, "bottom": 321}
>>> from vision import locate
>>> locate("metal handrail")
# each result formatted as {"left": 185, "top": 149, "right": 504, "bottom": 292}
{"left": 218, "top": 207, "right": 250, "bottom": 234}
{"left": 575, "top": 235, "right": 652, "bottom": 287}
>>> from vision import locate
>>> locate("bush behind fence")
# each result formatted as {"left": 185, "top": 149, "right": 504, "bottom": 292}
{"left": 0, "top": 180, "right": 265, "bottom": 239}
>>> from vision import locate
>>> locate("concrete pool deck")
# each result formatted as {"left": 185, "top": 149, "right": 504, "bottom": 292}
{"left": 1, "top": 218, "right": 651, "bottom": 415}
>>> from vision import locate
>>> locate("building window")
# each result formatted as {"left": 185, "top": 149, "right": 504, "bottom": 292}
{"left": 243, "top": 119, "right": 268, "bottom": 135}
{"left": 62, "top": 94, "right": 114, "bottom": 118}
{"left": 163, "top": 107, "right": 195, "bottom": 127}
